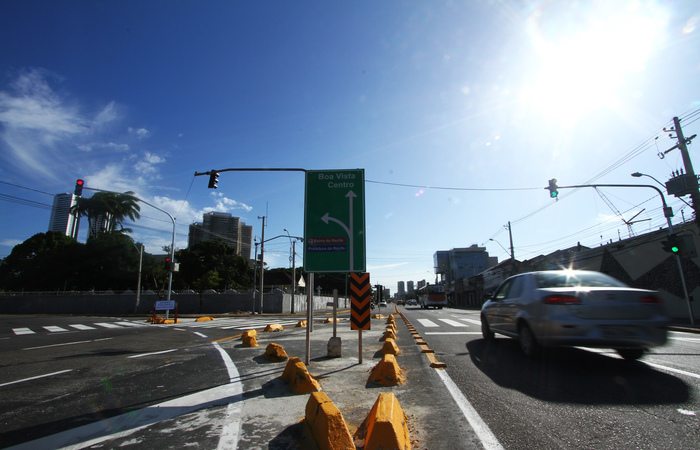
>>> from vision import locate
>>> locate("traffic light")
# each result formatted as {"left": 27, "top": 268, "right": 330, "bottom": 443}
{"left": 164, "top": 257, "right": 172, "bottom": 271}
{"left": 547, "top": 179, "right": 559, "bottom": 198}
{"left": 74, "top": 179, "right": 84, "bottom": 196}
{"left": 207, "top": 170, "right": 219, "bottom": 189}
{"left": 661, "top": 234, "right": 680, "bottom": 254}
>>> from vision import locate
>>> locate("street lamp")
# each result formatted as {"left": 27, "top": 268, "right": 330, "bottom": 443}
{"left": 489, "top": 238, "right": 509, "bottom": 255}
{"left": 632, "top": 172, "right": 693, "bottom": 208}
{"left": 126, "top": 236, "right": 144, "bottom": 314}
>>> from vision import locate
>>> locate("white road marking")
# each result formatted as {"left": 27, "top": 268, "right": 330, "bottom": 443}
{"left": 435, "top": 369, "right": 504, "bottom": 450}
{"left": 644, "top": 361, "right": 700, "bottom": 380}
{"left": 127, "top": 349, "right": 178, "bottom": 359}
{"left": 0, "top": 369, "right": 73, "bottom": 388}
{"left": 439, "top": 319, "right": 470, "bottom": 327}
{"left": 95, "top": 322, "right": 121, "bottom": 328}
{"left": 417, "top": 319, "right": 439, "bottom": 327}
{"left": 194, "top": 332, "right": 208, "bottom": 338}
{"left": 460, "top": 318, "right": 482, "bottom": 326}
{"left": 114, "top": 321, "right": 147, "bottom": 327}
{"left": 70, "top": 324, "right": 96, "bottom": 330}
{"left": 43, "top": 326, "right": 68, "bottom": 332}
{"left": 212, "top": 341, "right": 242, "bottom": 450}
{"left": 12, "top": 328, "right": 34, "bottom": 335}
{"left": 425, "top": 332, "right": 482, "bottom": 335}
{"left": 22, "top": 337, "right": 114, "bottom": 351}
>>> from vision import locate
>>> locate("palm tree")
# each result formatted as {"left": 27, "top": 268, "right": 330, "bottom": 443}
{"left": 71, "top": 191, "right": 141, "bottom": 238}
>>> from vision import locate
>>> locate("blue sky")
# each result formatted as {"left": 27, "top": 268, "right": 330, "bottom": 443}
{"left": 1, "top": 1, "right": 699, "bottom": 294}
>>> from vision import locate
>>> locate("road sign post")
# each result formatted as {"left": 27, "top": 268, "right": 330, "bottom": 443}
{"left": 304, "top": 169, "right": 365, "bottom": 273}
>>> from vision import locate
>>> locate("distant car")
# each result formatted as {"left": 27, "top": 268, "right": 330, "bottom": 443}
{"left": 406, "top": 299, "right": 417, "bottom": 306}
{"left": 480, "top": 270, "right": 669, "bottom": 360}
{"left": 379, "top": 301, "right": 388, "bottom": 308}
{"left": 396, "top": 300, "right": 405, "bottom": 305}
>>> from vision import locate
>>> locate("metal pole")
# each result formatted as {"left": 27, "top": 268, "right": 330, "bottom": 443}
{"left": 672, "top": 117, "right": 700, "bottom": 226}
{"left": 333, "top": 289, "right": 338, "bottom": 338}
{"left": 258, "top": 216, "right": 265, "bottom": 314}
{"left": 291, "top": 240, "right": 296, "bottom": 314}
{"left": 135, "top": 243, "right": 143, "bottom": 314}
{"left": 305, "top": 275, "right": 311, "bottom": 365}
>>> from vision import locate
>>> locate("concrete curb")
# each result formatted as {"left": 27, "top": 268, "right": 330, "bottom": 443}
{"left": 304, "top": 392, "right": 355, "bottom": 450}
{"left": 368, "top": 353, "right": 405, "bottom": 385}
{"left": 668, "top": 326, "right": 700, "bottom": 334}
{"left": 364, "top": 393, "right": 410, "bottom": 450}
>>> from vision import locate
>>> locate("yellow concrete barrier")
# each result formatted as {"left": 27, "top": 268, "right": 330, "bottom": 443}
{"left": 368, "top": 354, "right": 404, "bottom": 385}
{"left": 364, "top": 393, "right": 410, "bottom": 450}
{"left": 382, "top": 329, "right": 396, "bottom": 341}
{"left": 195, "top": 316, "right": 214, "bottom": 322}
{"left": 282, "top": 357, "right": 321, "bottom": 394}
{"left": 241, "top": 329, "right": 259, "bottom": 347}
{"left": 324, "top": 317, "right": 339, "bottom": 323}
{"left": 163, "top": 319, "right": 180, "bottom": 324}
{"left": 304, "top": 392, "right": 354, "bottom": 450}
{"left": 263, "top": 343, "right": 288, "bottom": 362}
{"left": 295, "top": 320, "right": 307, "bottom": 327}
{"left": 381, "top": 338, "right": 400, "bottom": 355}
{"left": 264, "top": 323, "right": 284, "bottom": 332}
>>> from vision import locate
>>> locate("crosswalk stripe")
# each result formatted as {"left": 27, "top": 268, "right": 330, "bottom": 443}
{"left": 70, "top": 324, "right": 96, "bottom": 330}
{"left": 114, "top": 321, "right": 147, "bottom": 327}
{"left": 95, "top": 322, "right": 122, "bottom": 328}
{"left": 439, "top": 319, "right": 470, "bottom": 327}
{"left": 44, "top": 326, "right": 69, "bottom": 332}
{"left": 12, "top": 327, "right": 34, "bottom": 335}
{"left": 417, "top": 319, "right": 439, "bottom": 327}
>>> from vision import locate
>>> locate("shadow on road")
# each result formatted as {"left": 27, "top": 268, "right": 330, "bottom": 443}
{"left": 467, "top": 338, "right": 690, "bottom": 405}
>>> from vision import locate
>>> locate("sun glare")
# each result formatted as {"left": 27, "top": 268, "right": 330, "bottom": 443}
{"left": 521, "top": 2, "right": 668, "bottom": 123}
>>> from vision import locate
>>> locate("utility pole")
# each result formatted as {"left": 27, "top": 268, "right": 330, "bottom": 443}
{"left": 507, "top": 221, "right": 515, "bottom": 273}
{"left": 666, "top": 117, "right": 699, "bottom": 226}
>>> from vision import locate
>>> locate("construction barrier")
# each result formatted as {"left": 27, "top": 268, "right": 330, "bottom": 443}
{"left": 282, "top": 357, "right": 321, "bottom": 394}
{"left": 195, "top": 316, "right": 214, "bottom": 322}
{"left": 295, "top": 320, "right": 307, "bottom": 327}
{"left": 304, "top": 392, "right": 355, "bottom": 450}
{"left": 364, "top": 393, "right": 410, "bottom": 450}
{"left": 241, "top": 329, "right": 259, "bottom": 347}
{"left": 263, "top": 343, "right": 288, "bottom": 362}
{"left": 380, "top": 338, "right": 400, "bottom": 355}
{"left": 368, "top": 354, "right": 404, "bottom": 385}
{"left": 264, "top": 323, "right": 284, "bottom": 332}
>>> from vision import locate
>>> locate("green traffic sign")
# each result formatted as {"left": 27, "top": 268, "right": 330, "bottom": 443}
{"left": 304, "top": 169, "right": 365, "bottom": 273}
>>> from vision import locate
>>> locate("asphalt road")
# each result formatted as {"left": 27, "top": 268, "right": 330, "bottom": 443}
{"left": 0, "top": 312, "right": 483, "bottom": 449}
{"left": 401, "top": 306, "right": 700, "bottom": 449}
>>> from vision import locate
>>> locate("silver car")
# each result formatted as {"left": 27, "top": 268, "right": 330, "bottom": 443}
{"left": 480, "top": 270, "right": 669, "bottom": 360}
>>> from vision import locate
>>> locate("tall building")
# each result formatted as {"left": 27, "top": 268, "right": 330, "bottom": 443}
{"left": 397, "top": 281, "right": 406, "bottom": 299}
{"left": 434, "top": 245, "right": 498, "bottom": 290}
{"left": 407, "top": 281, "right": 415, "bottom": 296}
{"left": 188, "top": 212, "right": 253, "bottom": 259}
{"left": 48, "top": 193, "right": 79, "bottom": 239}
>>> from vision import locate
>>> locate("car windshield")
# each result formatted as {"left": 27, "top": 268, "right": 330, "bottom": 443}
{"left": 534, "top": 272, "right": 627, "bottom": 289}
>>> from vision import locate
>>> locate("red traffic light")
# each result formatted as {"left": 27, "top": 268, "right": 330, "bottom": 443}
{"left": 74, "top": 179, "right": 84, "bottom": 196}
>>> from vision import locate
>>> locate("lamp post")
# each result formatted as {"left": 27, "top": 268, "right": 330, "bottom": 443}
{"left": 258, "top": 216, "right": 265, "bottom": 314}
{"left": 126, "top": 236, "right": 143, "bottom": 314}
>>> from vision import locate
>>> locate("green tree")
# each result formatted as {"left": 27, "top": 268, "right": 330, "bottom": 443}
{"left": 174, "top": 240, "right": 253, "bottom": 292}
{"left": 0, "top": 232, "right": 82, "bottom": 291}
{"left": 71, "top": 191, "right": 141, "bottom": 238}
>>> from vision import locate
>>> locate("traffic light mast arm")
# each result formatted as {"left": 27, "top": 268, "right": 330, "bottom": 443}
{"left": 552, "top": 183, "right": 672, "bottom": 232}
{"left": 194, "top": 168, "right": 308, "bottom": 176}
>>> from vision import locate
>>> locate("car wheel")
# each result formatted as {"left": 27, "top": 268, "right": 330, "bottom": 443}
{"left": 518, "top": 323, "right": 540, "bottom": 358}
{"left": 481, "top": 315, "right": 494, "bottom": 341}
{"left": 616, "top": 348, "right": 645, "bottom": 361}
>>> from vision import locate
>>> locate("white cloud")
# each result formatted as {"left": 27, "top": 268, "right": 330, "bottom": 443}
{"left": 209, "top": 192, "right": 253, "bottom": 213}
{"left": 0, "top": 68, "right": 125, "bottom": 181}
{"left": 1, "top": 238, "right": 23, "bottom": 248}
{"left": 129, "top": 127, "right": 150, "bottom": 138}
{"left": 134, "top": 152, "right": 165, "bottom": 176}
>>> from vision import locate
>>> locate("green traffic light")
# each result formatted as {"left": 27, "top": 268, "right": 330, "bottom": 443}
{"left": 671, "top": 245, "right": 679, "bottom": 253}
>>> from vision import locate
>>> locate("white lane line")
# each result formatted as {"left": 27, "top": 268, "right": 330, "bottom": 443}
{"left": 439, "top": 319, "right": 470, "bottom": 327}
{"left": 435, "top": 369, "right": 504, "bottom": 450}
{"left": 95, "top": 322, "right": 122, "bottom": 328}
{"left": 670, "top": 337, "right": 700, "bottom": 342}
{"left": 127, "top": 349, "right": 178, "bottom": 359}
{"left": 212, "top": 341, "right": 242, "bottom": 450}
{"left": 417, "top": 319, "right": 439, "bottom": 328}
{"left": 194, "top": 332, "right": 208, "bottom": 338}
{"left": 12, "top": 328, "right": 34, "bottom": 335}
{"left": 0, "top": 369, "right": 73, "bottom": 388}
{"left": 645, "top": 361, "right": 700, "bottom": 380}
{"left": 425, "top": 332, "right": 482, "bottom": 335}
{"left": 70, "top": 324, "right": 96, "bottom": 331}
{"left": 44, "top": 326, "right": 69, "bottom": 332}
